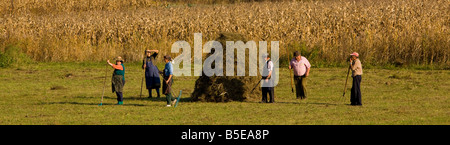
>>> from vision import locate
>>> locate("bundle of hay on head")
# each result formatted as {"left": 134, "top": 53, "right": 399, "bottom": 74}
{"left": 190, "top": 32, "right": 262, "bottom": 102}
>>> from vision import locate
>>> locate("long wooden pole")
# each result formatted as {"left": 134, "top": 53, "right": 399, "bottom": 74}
{"left": 342, "top": 65, "right": 351, "bottom": 97}
{"left": 140, "top": 56, "right": 145, "bottom": 98}
{"left": 286, "top": 48, "right": 294, "bottom": 93}
{"left": 99, "top": 59, "right": 108, "bottom": 106}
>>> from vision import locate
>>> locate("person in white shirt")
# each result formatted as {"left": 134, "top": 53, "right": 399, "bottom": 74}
{"left": 261, "top": 53, "right": 275, "bottom": 103}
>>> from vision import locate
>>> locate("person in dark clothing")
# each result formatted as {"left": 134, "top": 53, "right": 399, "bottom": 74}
{"left": 142, "top": 49, "right": 161, "bottom": 98}
{"left": 161, "top": 55, "right": 176, "bottom": 107}
{"left": 349, "top": 52, "right": 363, "bottom": 106}
{"left": 261, "top": 53, "right": 275, "bottom": 103}
{"left": 108, "top": 56, "right": 125, "bottom": 105}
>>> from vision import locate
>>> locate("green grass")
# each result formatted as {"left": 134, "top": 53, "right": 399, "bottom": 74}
{"left": 0, "top": 62, "right": 448, "bottom": 125}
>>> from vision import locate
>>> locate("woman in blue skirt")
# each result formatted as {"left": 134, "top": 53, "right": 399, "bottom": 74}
{"left": 142, "top": 49, "right": 161, "bottom": 98}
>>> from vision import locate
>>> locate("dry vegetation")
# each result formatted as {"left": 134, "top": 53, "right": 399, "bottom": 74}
{"left": 0, "top": 0, "right": 448, "bottom": 66}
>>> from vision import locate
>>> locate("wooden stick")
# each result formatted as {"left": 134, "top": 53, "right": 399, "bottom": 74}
{"left": 286, "top": 47, "right": 294, "bottom": 93}
{"left": 100, "top": 61, "right": 108, "bottom": 105}
{"left": 342, "top": 65, "right": 351, "bottom": 97}
{"left": 140, "top": 56, "right": 145, "bottom": 98}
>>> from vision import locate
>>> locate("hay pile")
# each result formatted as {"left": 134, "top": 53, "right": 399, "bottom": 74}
{"left": 190, "top": 33, "right": 262, "bottom": 102}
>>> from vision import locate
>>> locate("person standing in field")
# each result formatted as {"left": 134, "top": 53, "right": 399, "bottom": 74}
{"left": 289, "top": 51, "right": 311, "bottom": 100}
{"left": 142, "top": 49, "right": 161, "bottom": 98}
{"left": 107, "top": 56, "right": 125, "bottom": 105}
{"left": 261, "top": 53, "right": 275, "bottom": 103}
{"left": 160, "top": 55, "right": 176, "bottom": 107}
{"left": 349, "top": 52, "right": 363, "bottom": 106}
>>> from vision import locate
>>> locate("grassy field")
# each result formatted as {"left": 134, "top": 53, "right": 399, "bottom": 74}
{"left": 0, "top": 62, "right": 448, "bottom": 125}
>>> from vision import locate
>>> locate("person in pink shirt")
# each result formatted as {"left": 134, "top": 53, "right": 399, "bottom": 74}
{"left": 289, "top": 51, "right": 311, "bottom": 100}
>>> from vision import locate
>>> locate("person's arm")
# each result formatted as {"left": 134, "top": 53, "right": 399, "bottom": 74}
{"left": 112, "top": 64, "right": 123, "bottom": 70}
{"left": 305, "top": 58, "right": 311, "bottom": 77}
{"left": 147, "top": 50, "right": 159, "bottom": 53}
{"left": 266, "top": 61, "right": 273, "bottom": 80}
{"left": 166, "top": 74, "right": 172, "bottom": 84}
{"left": 142, "top": 59, "right": 146, "bottom": 69}
{"left": 305, "top": 67, "right": 310, "bottom": 77}
{"left": 151, "top": 50, "right": 159, "bottom": 58}
{"left": 266, "top": 71, "right": 272, "bottom": 81}
{"left": 354, "top": 60, "right": 362, "bottom": 72}
{"left": 350, "top": 58, "right": 357, "bottom": 71}
{"left": 165, "top": 63, "right": 173, "bottom": 84}
{"left": 148, "top": 50, "right": 159, "bottom": 58}
{"left": 107, "top": 60, "right": 123, "bottom": 70}
{"left": 289, "top": 60, "right": 292, "bottom": 70}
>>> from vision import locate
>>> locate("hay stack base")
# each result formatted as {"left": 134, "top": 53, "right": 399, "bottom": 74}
{"left": 191, "top": 76, "right": 261, "bottom": 102}
{"left": 190, "top": 33, "right": 262, "bottom": 102}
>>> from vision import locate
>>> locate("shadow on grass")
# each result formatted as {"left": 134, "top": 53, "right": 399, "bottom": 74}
{"left": 305, "top": 102, "right": 339, "bottom": 106}
{"left": 68, "top": 95, "right": 192, "bottom": 104}
{"left": 93, "top": 95, "right": 192, "bottom": 102}
{"left": 38, "top": 101, "right": 147, "bottom": 106}
{"left": 252, "top": 101, "right": 339, "bottom": 106}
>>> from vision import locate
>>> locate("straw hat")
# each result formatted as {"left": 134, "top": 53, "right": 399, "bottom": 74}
{"left": 115, "top": 56, "right": 124, "bottom": 63}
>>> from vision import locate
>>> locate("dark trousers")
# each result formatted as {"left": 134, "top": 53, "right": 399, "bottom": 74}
{"left": 351, "top": 75, "right": 362, "bottom": 105}
{"left": 116, "top": 80, "right": 125, "bottom": 102}
{"left": 163, "top": 76, "right": 174, "bottom": 105}
{"left": 162, "top": 76, "right": 172, "bottom": 95}
{"left": 262, "top": 87, "right": 274, "bottom": 103}
{"left": 294, "top": 75, "right": 307, "bottom": 99}
{"left": 148, "top": 88, "right": 160, "bottom": 98}
{"left": 166, "top": 93, "right": 175, "bottom": 105}
{"left": 116, "top": 92, "right": 123, "bottom": 102}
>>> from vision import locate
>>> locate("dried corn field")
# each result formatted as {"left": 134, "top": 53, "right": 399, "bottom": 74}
{"left": 0, "top": 0, "right": 449, "bottom": 65}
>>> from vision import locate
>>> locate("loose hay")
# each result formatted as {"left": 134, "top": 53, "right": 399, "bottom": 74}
{"left": 50, "top": 85, "right": 66, "bottom": 90}
{"left": 190, "top": 33, "right": 262, "bottom": 102}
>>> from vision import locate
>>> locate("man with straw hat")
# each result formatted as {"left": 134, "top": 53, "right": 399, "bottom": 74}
{"left": 107, "top": 56, "right": 125, "bottom": 105}
{"left": 349, "top": 52, "right": 363, "bottom": 106}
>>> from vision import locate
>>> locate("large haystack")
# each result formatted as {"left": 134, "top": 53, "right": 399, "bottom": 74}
{"left": 190, "top": 33, "right": 262, "bottom": 102}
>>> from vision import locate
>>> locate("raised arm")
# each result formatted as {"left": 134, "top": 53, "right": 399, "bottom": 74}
{"left": 107, "top": 60, "right": 123, "bottom": 70}
{"left": 147, "top": 50, "right": 159, "bottom": 53}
